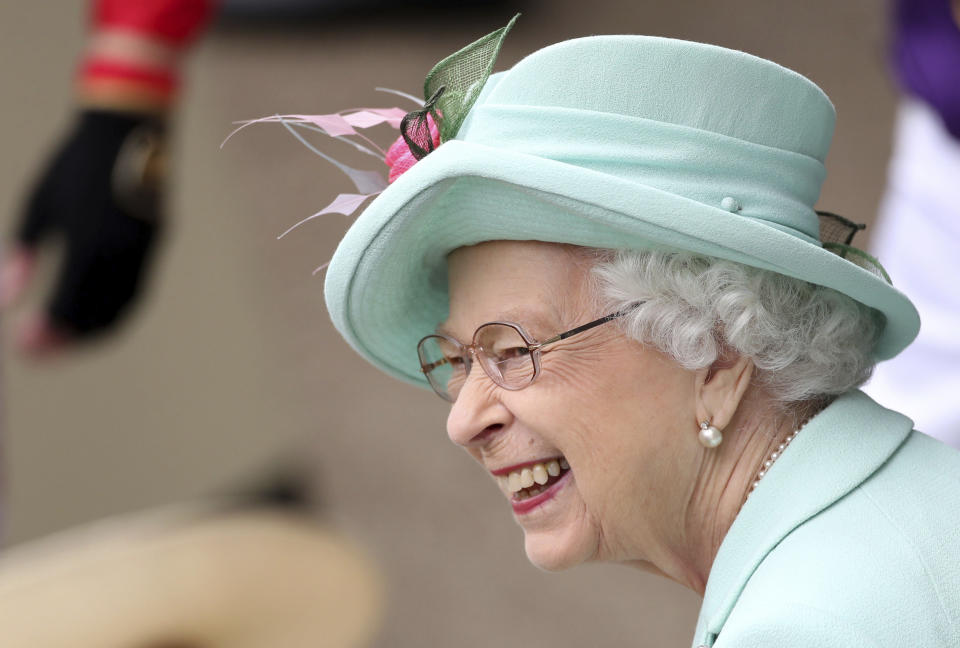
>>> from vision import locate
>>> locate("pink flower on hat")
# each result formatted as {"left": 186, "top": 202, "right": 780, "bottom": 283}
{"left": 385, "top": 113, "right": 441, "bottom": 183}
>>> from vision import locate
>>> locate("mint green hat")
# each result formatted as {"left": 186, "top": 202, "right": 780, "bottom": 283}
{"left": 323, "top": 33, "right": 921, "bottom": 388}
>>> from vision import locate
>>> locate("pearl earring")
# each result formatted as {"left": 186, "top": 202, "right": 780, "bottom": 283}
{"left": 698, "top": 420, "right": 723, "bottom": 448}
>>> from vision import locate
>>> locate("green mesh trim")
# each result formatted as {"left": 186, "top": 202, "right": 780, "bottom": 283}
{"left": 823, "top": 243, "right": 892, "bottom": 284}
{"left": 401, "top": 14, "right": 519, "bottom": 159}
{"left": 817, "top": 210, "right": 865, "bottom": 246}
{"left": 816, "top": 210, "right": 891, "bottom": 284}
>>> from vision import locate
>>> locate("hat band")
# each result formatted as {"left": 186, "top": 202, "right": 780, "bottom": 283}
{"left": 456, "top": 104, "right": 827, "bottom": 243}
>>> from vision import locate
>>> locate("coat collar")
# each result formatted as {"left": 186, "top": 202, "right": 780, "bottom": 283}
{"left": 691, "top": 390, "right": 914, "bottom": 648}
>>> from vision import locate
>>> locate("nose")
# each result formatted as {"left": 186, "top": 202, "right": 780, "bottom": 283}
{"left": 446, "top": 362, "right": 512, "bottom": 448}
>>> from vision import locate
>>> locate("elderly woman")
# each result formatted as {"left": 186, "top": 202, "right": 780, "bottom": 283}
{"left": 320, "top": 27, "right": 960, "bottom": 648}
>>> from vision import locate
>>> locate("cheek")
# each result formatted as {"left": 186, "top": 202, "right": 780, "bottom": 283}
{"left": 536, "top": 346, "right": 682, "bottom": 442}
{"left": 522, "top": 357, "right": 640, "bottom": 485}
{"left": 528, "top": 347, "right": 691, "bottom": 497}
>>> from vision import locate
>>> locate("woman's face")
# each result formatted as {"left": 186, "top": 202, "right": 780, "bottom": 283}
{"left": 443, "top": 241, "right": 698, "bottom": 571}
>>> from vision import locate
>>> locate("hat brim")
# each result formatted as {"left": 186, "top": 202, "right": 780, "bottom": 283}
{"left": 325, "top": 140, "right": 920, "bottom": 388}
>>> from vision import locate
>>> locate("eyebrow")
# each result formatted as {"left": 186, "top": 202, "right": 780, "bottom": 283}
{"left": 435, "top": 308, "right": 559, "bottom": 340}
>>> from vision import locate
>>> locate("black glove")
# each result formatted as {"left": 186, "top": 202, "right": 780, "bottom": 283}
{"left": 17, "top": 110, "right": 166, "bottom": 337}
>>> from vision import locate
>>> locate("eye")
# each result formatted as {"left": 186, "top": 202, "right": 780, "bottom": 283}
{"left": 489, "top": 346, "right": 532, "bottom": 380}
{"left": 493, "top": 345, "right": 531, "bottom": 362}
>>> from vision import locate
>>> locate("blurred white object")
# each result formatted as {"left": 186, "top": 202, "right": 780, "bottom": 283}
{"left": 0, "top": 503, "right": 383, "bottom": 648}
{"left": 865, "top": 99, "right": 960, "bottom": 447}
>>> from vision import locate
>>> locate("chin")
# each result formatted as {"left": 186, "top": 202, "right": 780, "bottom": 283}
{"left": 522, "top": 524, "right": 597, "bottom": 572}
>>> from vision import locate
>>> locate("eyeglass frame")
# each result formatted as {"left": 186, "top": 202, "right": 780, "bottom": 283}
{"left": 417, "top": 303, "right": 643, "bottom": 402}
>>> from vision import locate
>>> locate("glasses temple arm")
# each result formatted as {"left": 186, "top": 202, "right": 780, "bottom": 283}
{"left": 534, "top": 302, "right": 644, "bottom": 350}
{"left": 421, "top": 357, "right": 451, "bottom": 373}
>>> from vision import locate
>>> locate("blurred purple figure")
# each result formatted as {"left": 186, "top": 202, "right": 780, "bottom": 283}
{"left": 865, "top": 0, "right": 960, "bottom": 445}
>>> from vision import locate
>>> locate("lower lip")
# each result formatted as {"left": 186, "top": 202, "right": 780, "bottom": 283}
{"left": 510, "top": 470, "right": 571, "bottom": 515}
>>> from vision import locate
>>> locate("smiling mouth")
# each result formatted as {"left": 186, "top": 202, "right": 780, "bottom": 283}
{"left": 496, "top": 457, "right": 571, "bottom": 500}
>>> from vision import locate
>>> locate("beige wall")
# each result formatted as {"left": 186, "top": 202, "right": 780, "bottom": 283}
{"left": 0, "top": 2, "right": 894, "bottom": 646}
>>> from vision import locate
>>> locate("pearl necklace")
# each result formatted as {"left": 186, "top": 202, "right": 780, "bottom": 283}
{"left": 744, "top": 414, "right": 815, "bottom": 501}
{"left": 746, "top": 429, "right": 797, "bottom": 498}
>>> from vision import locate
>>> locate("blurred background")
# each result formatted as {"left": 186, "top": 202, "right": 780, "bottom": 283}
{"left": 0, "top": 0, "right": 908, "bottom": 646}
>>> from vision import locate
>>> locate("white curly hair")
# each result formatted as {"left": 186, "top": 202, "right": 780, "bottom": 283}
{"left": 590, "top": 250, "right": 884, "bottom": 405}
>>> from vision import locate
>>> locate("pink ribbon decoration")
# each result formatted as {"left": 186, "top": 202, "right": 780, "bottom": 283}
{"left": 385, "top": 113, "right": 440, "bottom": 183}
{"left": 227, "top": 90, "right": 441, "bottom": 274}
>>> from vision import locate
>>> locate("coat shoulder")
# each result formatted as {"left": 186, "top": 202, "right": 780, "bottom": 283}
{"left": 718, "top": 431, "right": 960, "bottom": 647}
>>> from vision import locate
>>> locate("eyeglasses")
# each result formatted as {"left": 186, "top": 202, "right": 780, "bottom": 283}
{"left": 417, "top": 305, "right": 640, "bottom": 402}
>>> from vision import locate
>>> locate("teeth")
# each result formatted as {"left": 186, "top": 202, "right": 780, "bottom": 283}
{"left": 502, "top": 458, "right": 568, "bottom": 496}
{"left": 532, "top": 464, "right": 548, "bottom": 485}
{"left": 519, "top": 468, "right": 535, "bottom": 488}
{"left": 546, "top": 460, "right": 560, "bottom": 477}
{"left": 514, "top": 485, "right": 545, "bottom": 500}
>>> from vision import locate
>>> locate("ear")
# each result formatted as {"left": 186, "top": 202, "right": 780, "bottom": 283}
{"left": 694, "top": 353, "right": 754, "bottom": 430}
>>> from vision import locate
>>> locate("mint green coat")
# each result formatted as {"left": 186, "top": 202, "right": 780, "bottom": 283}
{"left": 692, "top": 391, "right": 960, "bottom": 647}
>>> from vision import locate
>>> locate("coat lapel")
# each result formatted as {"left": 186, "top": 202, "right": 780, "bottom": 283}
{"left": 692, "top": 391, "right": 914, "bottom": 647}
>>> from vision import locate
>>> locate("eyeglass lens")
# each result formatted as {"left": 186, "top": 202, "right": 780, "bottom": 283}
{"left": 418, "top": 323, "right": 537, "bottom": 401}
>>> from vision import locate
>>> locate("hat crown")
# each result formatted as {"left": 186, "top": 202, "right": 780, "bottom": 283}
{"left": 455, "top": 36, "right": 833, "bottom": 244}
{"left": 468, "top": 35, "right": 836, "bottom": 163}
